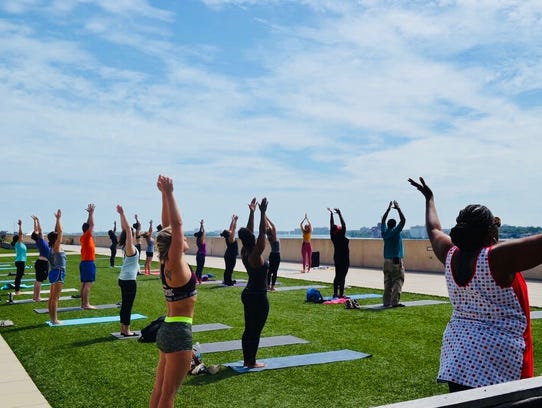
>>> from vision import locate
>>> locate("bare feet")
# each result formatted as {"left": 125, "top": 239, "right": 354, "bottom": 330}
{"left": 15, "top": 291, "right": 21, "bottom": 296}
{"left": 245, "top": 362, "right": 265, "bottom": 369}
{"left": 51, "top": 320, "right": 63, "bottom": 325}
{"left": 83, "top": 305, "right": 97, "bottom": 310}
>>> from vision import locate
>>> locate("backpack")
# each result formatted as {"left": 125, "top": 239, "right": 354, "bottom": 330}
{"left": 138, "top": 315, "right": 165, "bottom": 343}
{"left": 306, "top": 288, "right": 324, "bottom": 303}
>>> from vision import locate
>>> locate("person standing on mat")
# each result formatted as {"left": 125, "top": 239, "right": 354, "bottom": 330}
{"left": 116, "top": 204, "right": 140, "bottom": 337}
{"left": 108, "top": 221, "right": 118, "bottom": 268}
{"left": 328, "top": 208, "right": 350, "bottom": 299}
{"left": 79, "top": 203, "right": 96, "bottom": 310}
{"left": 150, "top": 175, "right": 197, "bottom": 408}
{"left": 220, "top": 215, "right": 239, "bottom": 286}
{"left": 238, "top": 197, "right": 269, "bottom": 368}
{"left": 194, "top": 219, "right": 206, "bottom": 284}
{"left": 47, "top": 209, "right": 66, "bottom": 325}
{"left": 266, "top": 216, "right": 280, "bottom": 291}
{"left": 409, "top": 176, "right": 536, "bottom": 392}
{"left": 134, "top": 214, "right": 142, "bottom": 261}
{"left": 142, "top": 220, "right": 155, "bottom": 275}
{"left": 11, "top": 219, "right": 27, "bottom": 296}
{"left": 30, "top": 215, "right": 50, "bottom": 302}
{"left": 381, "top": 200, "right": 406, "bottom": 307}
{"left": 300, "top": 213, "right": 312, "bottom": 273}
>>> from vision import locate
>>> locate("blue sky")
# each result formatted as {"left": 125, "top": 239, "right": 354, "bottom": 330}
{"left": 2, "top": 0, "right": 542, "bottom": 234}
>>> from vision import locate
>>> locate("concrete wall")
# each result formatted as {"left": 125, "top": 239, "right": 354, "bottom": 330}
{"left": 79, "top": 235, "right": 542, "bottom": 280}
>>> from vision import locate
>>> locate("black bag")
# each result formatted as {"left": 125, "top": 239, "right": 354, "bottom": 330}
{"left": 311, "top": 251, "right": 320, "bottom": 268}
{"left": 138, "top": 315, "right": 165, "bottom": 343}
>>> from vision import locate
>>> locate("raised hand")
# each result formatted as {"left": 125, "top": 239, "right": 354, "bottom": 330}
{"left": 408, "top": 177, "right": 434, "bottom": 200}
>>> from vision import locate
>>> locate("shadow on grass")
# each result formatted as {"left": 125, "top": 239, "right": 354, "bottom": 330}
{"left": 71, "top": 336, "right": 116, "bottom": 347}
{"left": 1, "top": 323, "right": 46, "bottom": 333}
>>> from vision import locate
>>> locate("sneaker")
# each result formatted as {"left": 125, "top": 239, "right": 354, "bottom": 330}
{"left": 352, "top": 299, "right": 361, "bottom": 309}
{"left": 392, "top": 303, "right": 405, "bottom": 307}
{"left": 345, "top": 299, "right": 353, "bottom": 309}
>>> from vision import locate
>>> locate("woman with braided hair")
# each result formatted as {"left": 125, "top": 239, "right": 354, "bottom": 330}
{"left": 409, "top": 177, "right": 540, "bottom": 392}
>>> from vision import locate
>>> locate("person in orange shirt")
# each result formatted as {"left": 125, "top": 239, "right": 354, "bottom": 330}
{"left": 79, "top": 203, "right": 97, "bottom": 309}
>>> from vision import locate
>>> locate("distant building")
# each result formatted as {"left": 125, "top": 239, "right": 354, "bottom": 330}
{"left": 409, "top": 225, "right": 428, "bottom": 239}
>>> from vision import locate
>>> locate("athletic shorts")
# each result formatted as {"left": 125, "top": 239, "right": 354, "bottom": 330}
{"left": 34, "top": 259, "right": 49, "bottom": 282}
{"left": 156, "top": 322, "right": 192, "bottom": 353}
{"left": 79, "top": 260, "right": 96, "bottom": 282}
{"left": 146, "top": 251, "right": 153, "bottom": 258}
{"left": 49, "top": 269, "right": 65, "bottom": 284}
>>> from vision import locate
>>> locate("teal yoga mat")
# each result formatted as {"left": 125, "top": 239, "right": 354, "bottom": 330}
{"left": 46, "top": 313, "right": 146, "bottom": 327}
{"left": 225, "top": 349, "right": 371, "bottom": 373}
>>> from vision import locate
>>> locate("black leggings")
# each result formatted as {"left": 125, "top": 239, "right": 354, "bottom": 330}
{"left": 195, "top": 253, "right": 205, "bottom": 280}
{"left": 267, "top": 252, "right": 280, "bottom": 286}
{"left": 14, "top": 261, "right": 25, "bottom": 291}
{"left": 241, "top": 291, "right": 269, "bottom": 365}
{"left": 118, "top": 279, "right": 137, "bottom": 325}
{"left": 333, "top": 258, "right": 349, "bottom": 297}
{"left": 110, "top": 245, "right": 117, "bottom": 267}
{"left": 223, "top": 252, "right": 237, "bottom": 284}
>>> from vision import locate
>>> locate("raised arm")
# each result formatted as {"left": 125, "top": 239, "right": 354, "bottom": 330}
{"left": 117, "top": 205, "right": 136, "bottom": 257}
{"left": 53, "top": 210, "right": 63, "bottom": 252}
{"left": 199, "top": 219, "right": 205, "bottom": 240}
{"left": 394, "top": 201, "right": 406, "bottom": 230}
{"left": 85, "top": 204, "right": 95, "bottom": 231}
{"left": 327, "top": 208, "right": 334, "bottom": 230}
{"left": 228, "top": 215, "right": 238, "bottom": 243}
{"left": 17, "top": 219, "right": 23, "bottom": 239}
{"left": 157, "top": 175, "right": 186, "bottom": 270}
{"left": 246, "top": 197, "right": 257, "bottom": 233}
{"left": 381, "top": 202, "right": 392, "bottom": 225}
{"left": 254, "top": 198, "right": 268, "bottom": 256}
{"left": 148, "top": 220, "right": 153, "bottom": 236}
{"left": 266, "top": 215, "right": 277, "bottom": 242}
{"left": 408, "top": 177, "right": 452, "bottom": 264}
{"left": 336, "top": 208, "right": 346, "bottom": 232}
{"left": 31, "top": 215, "right": 43, "bottom": 236}
{"left": 113, "top": 220, "right": 117, "bottom": 233}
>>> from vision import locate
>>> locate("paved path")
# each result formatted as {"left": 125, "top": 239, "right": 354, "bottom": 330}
{"left": 2, "top": 246, "right": 542, "bottom": 408}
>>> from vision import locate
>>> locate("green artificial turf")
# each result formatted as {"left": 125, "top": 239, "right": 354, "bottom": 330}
{"left": 1, "top": 254, "right": 541, "bottom": 408}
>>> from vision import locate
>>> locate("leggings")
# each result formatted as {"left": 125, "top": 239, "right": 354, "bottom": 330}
{"left": 118, "top": 279, "right": 137, "bottom": 325}
{"left": 14, "top": 261, "right": 25, "bottom": 292}
{"left": 301, "top": 242, "right": 312, "bottom": 270}
{"left": 223, "top": 252, "right": 237, "bottom": 284}
{"left": 241, "top": 291, "right": 269, "bottom": 365}
{"left": 333, "top": 258, "right": 350, "bottom": 297}
{"left": 110, "top": 245, "right": 117, "bottom": 267}
{"left": 267, "top": 252, "right": 280, "bottom": 286}
{"left": 195, "top": 253, "right": 206, "bottom": 281}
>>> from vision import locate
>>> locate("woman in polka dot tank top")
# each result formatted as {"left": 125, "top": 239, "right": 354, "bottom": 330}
{"left": 409, "top": 177, "right": 537, "bottom": 392}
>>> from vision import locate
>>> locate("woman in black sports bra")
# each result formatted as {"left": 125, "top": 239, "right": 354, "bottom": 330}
{"left": 150, "top": 175, "right": 197, "bottom": 408}
{"left": 238, "top": 197, "right": 269, "bottom": 368}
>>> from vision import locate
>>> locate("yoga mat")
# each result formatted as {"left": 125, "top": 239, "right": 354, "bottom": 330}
{"left": 530, "top": 311, "right": 542, "bottom": 319}
{"left": 275, "top": 285, "right": 328, "bottom": 292}
{"left": 322, "top": 293, "right": 381, "bottom": 302}
{"left": 34, "top": 303, "right": 120, "bottom": 314}
{"left": 19, "top": 287, "right": 75, "bottom": 295}
{"left": 200, "top": 335, "right": 308, "bottom": 354}
{"left": 225, "top": 349, "right": 371, "bottom": 373}
{"left": 46, "top": 313, "right": 146, "bottom": 327}
{"left": 362, "top": 300, "right": 448, "bottom": 310}
{"left": 0, "top": 278, "right": 37, "bottom": 284}
{"left": 192, "top": 323, "right": 232, "bottom": 333}
{"left": 4, "top": 295, "right": 74, "bottom": 305}
{"left": 110, "top": 332, "right": 141, "bottom": 340}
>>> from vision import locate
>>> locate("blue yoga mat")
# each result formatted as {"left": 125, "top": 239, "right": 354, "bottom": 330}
{"left": 0, "top": 278, "right": 35, "bottom": 284}
{"left": 46, "top": 313, "right": 146, "bottom": 327}
{"left": 322, "top": 293, "right": 381, "bottom": 301}
{"left": 225, "top": 349, "right": 371, "bottom": 373}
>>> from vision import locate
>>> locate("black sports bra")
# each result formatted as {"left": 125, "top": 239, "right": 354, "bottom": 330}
{"left": 160, "top": 263, "right": 197, "bottom": 302}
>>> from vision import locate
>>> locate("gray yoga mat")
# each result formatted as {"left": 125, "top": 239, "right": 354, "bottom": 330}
{"left": 5, "top": 295, "right": 74, "bottom": 305}
{"left": 46, "top": 313, "right": 146, "bottom": 327}
{"left": 19, "top": 288, "right": 77, "bottom": 295}
{"left": 362, "top": 299, "right": 448, "bottom": 310}
{"left": 34, "top": 303, "right": 120, "bottom": 314}
{"left": 225, "top": 349, "right": 371, "bottom": 373}
{"left": 110, "top": 332, "right": 141, "bottom": 340}
{"left": 530, "top": 310, "right": 542, "bottom": 319}
{"left": 192, "top": 323, "right": 232, "bottom": 333}
{"left": 200, "top": 335, "right": 308, "bottom": 354}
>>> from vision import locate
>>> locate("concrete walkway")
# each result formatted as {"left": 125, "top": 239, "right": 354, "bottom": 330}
{"left": 2, "top": 247, "right": 542, "bottom": 408}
